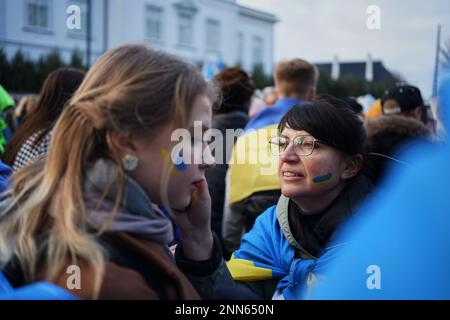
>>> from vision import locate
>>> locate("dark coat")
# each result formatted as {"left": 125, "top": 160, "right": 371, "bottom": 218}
{"left": 206, "top": 111, "right": 248, "bottom": 241}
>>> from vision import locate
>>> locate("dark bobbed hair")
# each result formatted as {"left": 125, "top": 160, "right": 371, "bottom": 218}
{"left": 278, "top": 95, "right": 367, "bottom": 156}
{"left": 2, "top": 68, "right": 85, "bottom": 166}
{"left": 213, "top": 67, "right": 255, "bottom": 114}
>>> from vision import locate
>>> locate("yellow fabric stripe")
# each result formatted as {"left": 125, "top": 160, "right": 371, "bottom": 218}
{"left": 227, "top": 257, "right": 274, "bottom": 281}
{"left": 228, "top": 124, "right": 281, "bottom": 204}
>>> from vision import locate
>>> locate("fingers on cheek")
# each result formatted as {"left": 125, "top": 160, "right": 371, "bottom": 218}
{"left": 190, "top": 181, "right": 203, "bottom": 206}
{"left": 191, "top": 190, "right": 199, "bottom": 206}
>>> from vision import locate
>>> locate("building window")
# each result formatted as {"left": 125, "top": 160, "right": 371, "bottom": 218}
{"left": 145, "top": 5, "right": 163, "bottom": 40}
{"left": 26, "top": 0, "right": 50, "bottom": 29}
{"left": 178, "top": 14, "right": 194, "bottom": 46}
{"left": 67, "top": 0, "right": 87, "bottom": 37}
{"left": 237, "top": 32, "right": 244, "bottom": 65}
{"left": 206, "top": 19, "right": 220, "bottom": 52}
{"left": 252, "top": 36, "right": 264, "bottom": 67}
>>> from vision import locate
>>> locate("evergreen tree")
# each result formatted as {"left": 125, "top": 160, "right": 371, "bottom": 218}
{"left": 9, "top": 50, "right": 36, "bottom": 92}
{"left": 69, "top": 49, "right": 86, "bottom": 70}
{"left": 0, "top": 49, "right": 11, "bottom": 89}
{"left": 36, "top": 49, "right": 65, "bottom": 86}
{"left": 251, "top": 64, "right": 274, "bottom": 90}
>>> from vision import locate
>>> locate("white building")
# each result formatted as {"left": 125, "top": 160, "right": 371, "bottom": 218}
{"left": 0, "top": 0, "right": 277, "bottom": 74}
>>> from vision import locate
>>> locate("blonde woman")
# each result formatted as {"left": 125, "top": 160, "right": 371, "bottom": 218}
{"left": 0, "top": 45, "right": 235, "bottom": 299}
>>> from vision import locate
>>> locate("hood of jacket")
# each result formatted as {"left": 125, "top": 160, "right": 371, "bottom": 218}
{"left": 367, "top": 115, "right": 430, "bottom": 140}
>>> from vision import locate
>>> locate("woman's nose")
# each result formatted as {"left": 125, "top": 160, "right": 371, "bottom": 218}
{"left": 280, "top": 143, "right": 298, "bottom": 162}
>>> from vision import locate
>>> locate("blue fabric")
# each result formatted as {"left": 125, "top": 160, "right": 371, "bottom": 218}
{"left": 305, "top": 75, "right": 450, "bottom": 300}
{"left": 244, "top": 98, "right": 300, "bottom": 133}
{"left": 1, "top": 272, "right": 77, "bottom": 300}
{"left": 278, "top": 245, "right": 342, "bottom": 299}
{"left": 233, "top": 206, "right": 295, "bottom": 280}
{"left": 0, "top": 282, "right": 78, "bottom": 300}
{"left": 202, "top": 60, "right": 224, "bottom": 80}
{"left": 232, "top": 205, "right": 342, "bottom": 299}
{"left": 0, "top": 272, "right": 13, "bottom": 294}
{"left": 0, "top": 160, "right": 12, "bottom": 193}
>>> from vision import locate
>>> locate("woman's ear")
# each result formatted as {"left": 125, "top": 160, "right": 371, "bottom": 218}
{"left": 341, "top": 154, "right": 363, "bottom": 180}
{"left": 107, "top": 131, "right": 139, "bottom": 158}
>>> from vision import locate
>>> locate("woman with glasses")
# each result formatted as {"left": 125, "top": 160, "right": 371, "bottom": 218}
{"left": 227, "top": 97, "right": 372, "bottom": 300}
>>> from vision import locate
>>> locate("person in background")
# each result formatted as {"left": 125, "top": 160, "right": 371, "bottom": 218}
{"left": 0, "top": 84, "right": 15, "bottom": 154}
{"left": 262, "top": 86, "right": 278, "bottom": 107}
{"left": 2, "top": 68, "right": 85, "bottom": 171}
{"left": 341, "top": 97, "right": 364, "bottom": 121}
{"left": 205, "top": 67, "right": 255, "bottom": 250}
{"left": 381, "top": 84, "right": 425, "bottom": 121}
{"left": 248, "top": 93, "right": 266, "bottom": 119}
{"left": 365, "top": 98, "right": 383, "bottom": 122}
{"left": 13, "top": 95, "right": 38, "bottom": 127}
{"left": 244, "top": 58, "right": 318, "bottom": 132}
{"left": 364, "top": 115, "right": 432, "bottom": 186}
{"left": 0, "top": 160, "right": 12, "bottom": 193}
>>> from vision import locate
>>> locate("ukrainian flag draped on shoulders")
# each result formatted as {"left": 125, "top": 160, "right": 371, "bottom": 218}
{"left": 227, "top": 196, "right": 343, "bottom": 300}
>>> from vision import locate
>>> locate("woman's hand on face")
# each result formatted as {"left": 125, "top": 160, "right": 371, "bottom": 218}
{"left": 171, "top": 178, "right": 213, "bottom": 261}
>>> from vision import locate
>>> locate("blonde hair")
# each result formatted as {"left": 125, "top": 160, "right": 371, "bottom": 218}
{"left": 0, "top": 44, "right": 213, "bottom": 297}
{"left": 14, "top": 95, "right": 38, "bottom": 121}
{"left": 274, "top": 58, "right": 318, "bottom": 98}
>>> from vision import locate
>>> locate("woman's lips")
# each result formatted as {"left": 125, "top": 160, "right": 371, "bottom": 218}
{"left": 281, "top": 170, "right": 304, "bottom": 181}
{"left": 191, "top": 179, "right": 204, "bottom": 187}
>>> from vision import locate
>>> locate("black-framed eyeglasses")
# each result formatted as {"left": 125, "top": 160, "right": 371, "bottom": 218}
{"left": 269, "top": 135, "right": 327, "bottom": 157}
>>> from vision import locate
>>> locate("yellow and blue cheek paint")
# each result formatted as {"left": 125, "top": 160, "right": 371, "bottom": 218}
{"left": 173, "top": 151, "right": 187, "bottom": 172}
{"left": 312, "top": 172, "right": 332, "bottom": 184}
{"left": 160, "top": 149, "right": 187, "bottom": 176}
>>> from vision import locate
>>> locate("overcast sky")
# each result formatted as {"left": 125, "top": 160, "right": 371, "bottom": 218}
{"left": 238, "top": 0, "right": 450, "bottom": 99}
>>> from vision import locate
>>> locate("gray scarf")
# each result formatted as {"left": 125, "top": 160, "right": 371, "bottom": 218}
{"left": 84, "top": 159, "right": 174, "bottom": 245}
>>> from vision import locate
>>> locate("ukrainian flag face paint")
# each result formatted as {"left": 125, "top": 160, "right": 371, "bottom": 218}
{"left": 172, "top": 149, "right": 187, "bottom": 172}
{"left": 160, "top": 148, "right": 187, "bottom": 176}
{"left": 312, "top": 173, "right": 332, "bottom": 184}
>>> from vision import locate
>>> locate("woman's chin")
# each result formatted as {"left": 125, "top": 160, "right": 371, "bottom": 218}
{"left": 281, "top": 187, "right": 305, "bottom": 199}
{"left": 281, "top": 187, "right": 301, "bottom": 198}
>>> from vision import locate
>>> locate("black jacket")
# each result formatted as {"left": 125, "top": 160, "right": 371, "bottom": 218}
{"left": 206, "top": 111, "right": 248, "bottom": 240}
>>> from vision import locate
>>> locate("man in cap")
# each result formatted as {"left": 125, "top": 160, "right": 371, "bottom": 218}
{"left": 381, "top": 84, "right": 425, "bottom": 121}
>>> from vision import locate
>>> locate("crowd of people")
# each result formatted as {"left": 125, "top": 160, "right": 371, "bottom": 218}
{"left": 0, "top": 43, "right": 448, "bottom": 300}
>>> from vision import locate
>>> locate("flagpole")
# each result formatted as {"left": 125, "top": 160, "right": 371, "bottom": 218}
{"left": 432, "top": 24, "right": 441, "bottom": 98}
